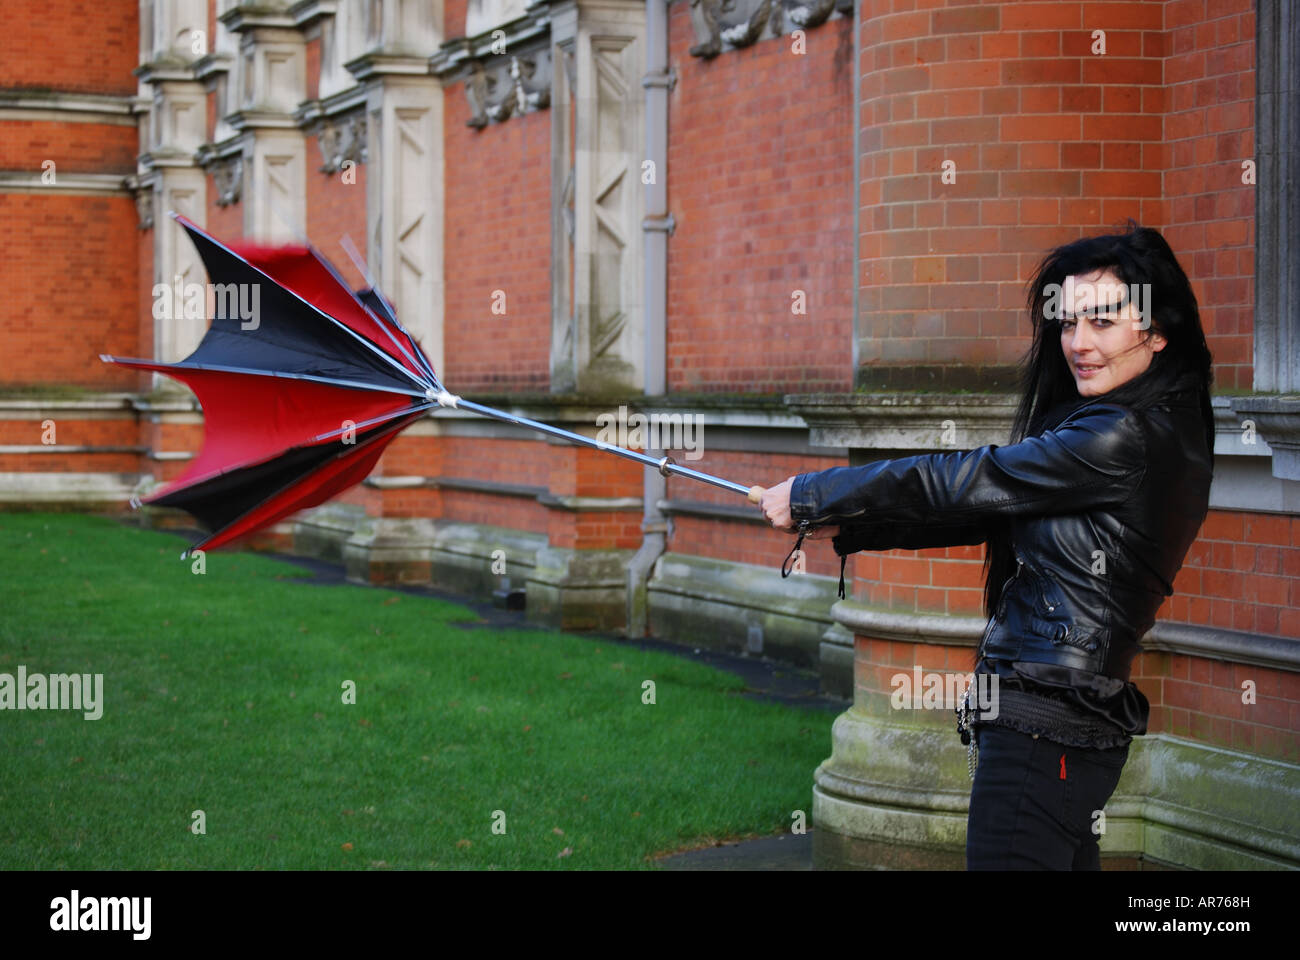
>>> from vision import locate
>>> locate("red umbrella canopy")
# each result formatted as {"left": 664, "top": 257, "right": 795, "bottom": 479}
{"left": 102, "top": 214, "right": 440, "bottom": 554}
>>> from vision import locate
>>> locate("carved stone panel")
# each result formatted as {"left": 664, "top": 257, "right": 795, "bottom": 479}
{"left": 688, "top": 0, "right": 848, "bottom": 59}
{"left": 464, "top": 50, "right": 552, "bottom": 128}
{"left": 211, "top": 154, "right": 243, "bottom": 206}
{"left": 549, "top": 2, "right": 646, "bottom": 396}
{"left": 366, "top": 78, "right": 445, "bottom": 377}
{"left": 316, "top": 111, "right": 367, "bottom": 172}
{"left": 153, "top": 172, "right": 208, "bottom": 366}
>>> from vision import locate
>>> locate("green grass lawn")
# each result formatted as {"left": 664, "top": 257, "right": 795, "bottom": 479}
{"left": 0, "top": 513, "right": 829, "bottom": 870}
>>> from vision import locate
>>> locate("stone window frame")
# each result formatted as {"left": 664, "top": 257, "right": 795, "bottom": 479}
{"left": 1254, "top": 0, "right": 1298, "bottom": 396}
{"left": 1230, "top": 0, "right": 1300, "bottom": 483}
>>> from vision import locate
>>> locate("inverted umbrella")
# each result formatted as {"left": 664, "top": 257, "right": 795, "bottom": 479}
{"left": 102, "top": 215, "right": 767, "bottom": 555}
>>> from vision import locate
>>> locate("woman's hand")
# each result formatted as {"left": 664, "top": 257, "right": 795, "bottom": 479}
{"left": 758, "top": 477, "right": 839, "bottom": 539}
{"left": 759, "top": 477, "right": 797, "bottom": 531}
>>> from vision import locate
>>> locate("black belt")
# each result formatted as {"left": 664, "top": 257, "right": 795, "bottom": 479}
{"left": 976, "top": 686, "right": 1130, "bottom": 748}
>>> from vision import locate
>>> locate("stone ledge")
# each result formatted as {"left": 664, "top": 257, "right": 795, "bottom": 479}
{"left": 0, "top": 472, "right": 142, "bottom": 505}
{"left": 1227, "top": 395, "right": 1300, "bottom": 481}
{"left": 648, "top": 552, "right": 840, "bottom": 670}
{"left": 787, "top": 392, "right": 1019, "bottom": 451}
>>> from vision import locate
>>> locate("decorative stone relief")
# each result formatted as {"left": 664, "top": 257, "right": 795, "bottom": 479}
{"left": 365, "top": 78, "right": 444, "bottom": 376}
{"left": 317, "top": 111, "right": 367, "bottom": 171}
{"left": 211, "top": 154, "right": 243, "bottom": 206}
{"left": 464, "top": 50, "right": 551, "bottom": 128}
{"left": 688, "top": 0, "right": 846, "bottom": 59}
{"left": 549, "top": 7, "right": 646, "bottom": 396}
{"left": 156, "top": 176, "right": 208, "bottom": 363}
{"left": 134, "top": 188, "right": 154, "bottom": 230}
{"left": 550, "top": 39, "right": 578, "bottom": 393}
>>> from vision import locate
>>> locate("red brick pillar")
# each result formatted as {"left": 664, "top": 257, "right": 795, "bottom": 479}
{"left": 858, "top": 0, "right": 1165, "bottom": 393}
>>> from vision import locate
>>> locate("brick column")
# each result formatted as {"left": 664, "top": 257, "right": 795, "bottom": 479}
{"left": 856, "top": 0, "right": 1164, "bottom": 393}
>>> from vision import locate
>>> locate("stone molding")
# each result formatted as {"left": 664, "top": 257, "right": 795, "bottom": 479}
{"left": 1228, "top": 395, "right": 1300, "bottom": 481}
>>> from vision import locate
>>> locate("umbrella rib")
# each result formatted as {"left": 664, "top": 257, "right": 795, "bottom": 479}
{"left": 306, "top": 403, "right": 434, "bottom": 443}
{"left": 336, "top": 234, "right": 438, "bottom": 386}
{"left": 101, "top": 355, "right": 432, "bottom": 400}
{"left": 308, "top": 246, "right": 433, "bottom": 386}
{"left": 173, "top": 213, "right": 432, "bottom": 392}
{"left": 150, "top": 402, "right": 433, "bottom": 507}
{"left": 382, "top": 306, "right": 440, "bottom": 386}
{"left": 179, "top": 408, "right": 427, "bottom": 557}
{"left": 358, "top": 283, "right": 440, "bottom": 387}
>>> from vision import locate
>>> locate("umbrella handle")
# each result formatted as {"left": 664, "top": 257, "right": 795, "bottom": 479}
{"left": 747, "top": 485, "right": 765, "bottom": 504}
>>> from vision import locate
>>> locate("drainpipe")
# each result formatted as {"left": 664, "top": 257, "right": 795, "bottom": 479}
{"left": 627, "top": 0, "right": 675, "bottom": 637}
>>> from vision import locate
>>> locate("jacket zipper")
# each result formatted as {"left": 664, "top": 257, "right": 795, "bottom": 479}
{"left": 1017, "top": 552, "right": 1061, "bottom": 614}
{"left": 995, "top": 554, "right": 1024, "bottom": 621}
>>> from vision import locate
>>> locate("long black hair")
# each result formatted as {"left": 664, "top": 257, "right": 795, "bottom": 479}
{"left": 980, "top": 221, "right": 1216, "bottom": 620}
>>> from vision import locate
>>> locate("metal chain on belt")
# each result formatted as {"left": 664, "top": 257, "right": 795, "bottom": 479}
{"left": 956, "top": 686, "right": 978, "bottom": 780}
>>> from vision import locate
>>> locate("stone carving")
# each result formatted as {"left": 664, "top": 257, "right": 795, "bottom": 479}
{"left": 211, "top": 155, "right": 242, "bottom": 207}
{"left": 550, "top": 41, "right": 578, "bottom": 393}
{"left": 464, "top": 51, "right": 551, "bottom": 128}
{"left": 720, "top": 0, "right": 772, "bottom": 49}
{"left": 689, "top": 0, "right": 841, "bottom": 58}
{"left": 317, "top": 112, "right": 367, "bottom": 172}
{"left": 787, "top": 0, "right": 837, "bottom": 28}
{"left": 135, "top": 188, "right": 154, "bottom": 230}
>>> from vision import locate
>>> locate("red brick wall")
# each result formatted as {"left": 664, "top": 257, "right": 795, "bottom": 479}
{"left": 667, "top": 8, "right": 855, "bottom": 394}
{"left": 1171, "top": 510, "right": 1300, "bottom": 638}
{"left": 1137, "top": 650, "right": 1298, "bottom": 762}
{"left": 843, "top": 508, "right": 1300, "bottom": 637}
{"left": 843, "top": 538, "right": 989, "bottom": 616}
{"left": 0, "top": 1, "right": 141, "bottom": 390}
{"left": 306, "top": 159, "right": 368, "bottom": 289}
{"left": 0, "top": 1, "right": 138, "bottom": 95}
{"left": 856, "top": 0, "right": 1251, "bottom": 392}
{"left": 0, "top": 194, "right": 141, "bottom": 387}
{"left": 149, "top": 422, "right": 205, "bottom": 483}
{"left": 446, "top": 0, "right": 467, "bottom": 40}
{"left": 442, "top": 94, "right": 552, "bottom": 393}
{"left": 205, "top": 185, "right": 243, "bottom": 242}
{"left": 306, "top": 34, "right": 320, "bottom": 102}
{"left": 0, "top": 416, "right": 139, "bottom": 474}
{"left": 1164, "top": 0, "right": 1255, "bottom": 390}
{"left": 0, "top": 122, "right": 137, "bottom": 171}
{"left": 855, "top": 636, "right": 1299, "bottom": 764}
{"left": 665, "top": 450, "right": 846, "bottom": 574}
{"left": 440, "top": 488, "right": 549, "bottom": 535}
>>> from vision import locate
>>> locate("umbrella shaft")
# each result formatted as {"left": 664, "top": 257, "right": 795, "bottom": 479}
{"left": 453, "top": 399, "right": 752, "bottom": 498}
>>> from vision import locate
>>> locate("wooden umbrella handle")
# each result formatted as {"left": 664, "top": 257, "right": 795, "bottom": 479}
{"left": 748, "top": 485, "right": 765, "bottom": 504}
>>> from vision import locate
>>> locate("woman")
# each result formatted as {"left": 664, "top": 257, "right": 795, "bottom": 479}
{"left": 758, "top": 222, "right": 1215, "bottom": 870}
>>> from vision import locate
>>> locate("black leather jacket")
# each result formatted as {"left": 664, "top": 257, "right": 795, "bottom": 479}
{"left": 789, "top": 390, "right": 1213, "bottom": 741}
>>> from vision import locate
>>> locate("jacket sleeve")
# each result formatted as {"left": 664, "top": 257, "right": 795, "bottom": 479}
{"left": 792, "top": 404, "right": 1147, "bottom": 529}
{"left": 830, "top": 518, "right": 993, "bottom": 556}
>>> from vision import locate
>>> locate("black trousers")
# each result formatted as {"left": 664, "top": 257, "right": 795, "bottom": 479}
{"left": 965, "top": 724, "right": 1130, "bottom": 870}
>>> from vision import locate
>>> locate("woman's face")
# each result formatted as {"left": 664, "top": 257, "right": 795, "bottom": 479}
{"left": 1059, "top": 268, "right": 1167, "bottom": 398}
